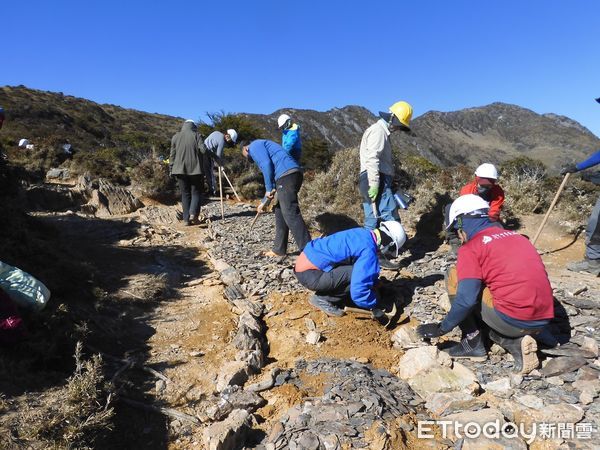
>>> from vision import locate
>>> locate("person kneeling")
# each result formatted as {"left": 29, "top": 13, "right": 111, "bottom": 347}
{"left": 417, "top": 195, "right": 554, "bottom": 374}
{"left": 294, "top": 221, "right": 406, "bottom": 318}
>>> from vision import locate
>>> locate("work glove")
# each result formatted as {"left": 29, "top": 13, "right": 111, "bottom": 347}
{"left": 368, "top": 186, "right": 379, "bottom": 201}
{"left": 560, "top": 163, "right": 578, "bottom": 175}
{"left": 416, "top": 322, "right": 446, "bottom": 339}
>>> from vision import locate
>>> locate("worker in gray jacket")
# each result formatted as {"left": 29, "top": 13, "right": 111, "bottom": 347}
{"left": 359, "top": 101, "right": 413, "bottom": 230}
{"left": 203, "top": 129, "right": 238, "bottom": 196}
{"left": 170, "top": 119, "right": 206, "bottom": 225}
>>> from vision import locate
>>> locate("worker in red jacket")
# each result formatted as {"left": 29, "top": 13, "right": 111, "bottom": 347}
{"left": 459, "top": 163, "right": 505, "bottom": 221}
{"left": 445, "top": 163, "right": 505, "bottom": 252}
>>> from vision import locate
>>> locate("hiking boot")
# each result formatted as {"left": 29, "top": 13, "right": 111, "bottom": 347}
{"left": 445, "top": 334, "right": 487, "bottom": 361}
{"left": 308, "top": 294, "right": 345, "bottom": 317}
{"left": 566, "top": 258, "right": 600, "bottom": 276}
{"left": 378, "top": 255, "right": 400, "bottom": 270}
{"left": 489, "top": 330, "right": 539, "bottom": 374}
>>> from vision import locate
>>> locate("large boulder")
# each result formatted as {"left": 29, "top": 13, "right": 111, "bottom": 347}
{"left": 202, "top": 409, "right": 252, "bottom": 450}
{"left": 409, "top": 362, "right": 479, "bottom": 401}
{"left": 397, "top": 346, "right": 451, "bottom": 380}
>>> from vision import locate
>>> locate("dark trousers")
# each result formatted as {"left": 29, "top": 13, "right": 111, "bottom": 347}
{"left": 446, "top": 266, "right": 539, "bottom": 338}
{"left": 294, "top": 265, "right": 353, "bottom": 304}
{"left": 203, "top": 153, "right": 216, "bottom": 195}
{"left": 176, "top": 174, "right": 204, "bottom": 222}
{"left": 273, "top": 171, "right": 311, "bottom": 255}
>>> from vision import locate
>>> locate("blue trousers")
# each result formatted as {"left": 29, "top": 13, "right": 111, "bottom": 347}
{"left": 586, "top": 195, "right": 600, "bottom": 260}
{"left": 359, "top": 171, "right": 399, "bottom": 229}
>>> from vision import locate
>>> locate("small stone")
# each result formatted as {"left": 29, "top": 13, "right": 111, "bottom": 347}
{"left": 540, "top": 356, "right": 587, "bottom": 377}
{"left": 202, "top": 409, "right": 251, "bottom": 450}
{"left": 355, "top": 357, "right": 369, "bottom": 364}
{"left": 579, "top": 390, "right": 594, "bottom": 405}
{"left": 189, "top": 351, "right": 204, "bottom": 357}
{"left": 514, "top": 394, "right": 544, "bottom": 410}
{"left": 510, "top": 374, "right": 523, "bottom": 386}
{"left": 391, "top": 324, "right": 420, "bottom": 349}
{"left": 306, "top": 330, "right": 321, "bottom": 345}
{"left": 482, "top": 377, "right": 512, "bottom": 397}
{"left": 215, "top": 361, "right": 249, "bottom": 391}
{"left": 545, "top": 376, "right": 564, "bottom": 386}
{"left": 582, "top": 337, "right": 599, "bottom": 357}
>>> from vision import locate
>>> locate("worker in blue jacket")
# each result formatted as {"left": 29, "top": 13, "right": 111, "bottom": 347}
{"left": 277, "top": 114, "right": 301, "bottom": 163}
{"left": 559, "top": 97, "right": 600, "bottom": 274}
{"left": 294, "top": 221, "right": 406, "bottom": 317}
{"left": 240, "top": 139, "right": 311, "bottom": 256}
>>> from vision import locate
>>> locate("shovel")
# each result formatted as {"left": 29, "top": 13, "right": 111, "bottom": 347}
{"left": 532, "top": 173, "right": 571, "bottom": 246}
{"left": 249, "top": 190, "right": 276, "bottom": 231}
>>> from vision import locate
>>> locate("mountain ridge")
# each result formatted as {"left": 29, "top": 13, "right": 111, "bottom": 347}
{"left": 1, "top": 85, "right": 598, "bottom": 171}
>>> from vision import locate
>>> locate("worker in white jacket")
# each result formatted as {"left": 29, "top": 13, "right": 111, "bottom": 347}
{"left": 359, "top": 101, "right": 413, "bottom": 230}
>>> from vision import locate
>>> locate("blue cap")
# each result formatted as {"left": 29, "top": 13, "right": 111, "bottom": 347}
{"left": 596, "top": 97, "right": 600, "bottom": 104}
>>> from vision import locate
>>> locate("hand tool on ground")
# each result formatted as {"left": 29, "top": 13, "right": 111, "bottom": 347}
{"left": 344, "top": 302, "right": 398, "bottom": 327}
{"left": 219, "top": 166, "right": 242, "bottom": 202}
{"left": 532, "top": 173, "right": 571, "bottom": 246}
{"left": 249, "top": 190, "right": 276, "bottom": 230}
{"left": 218, "top": 166, "right": 225, "bottom": 219}
{"left": 371, "top": 200, "right": 379, "bottom": 219}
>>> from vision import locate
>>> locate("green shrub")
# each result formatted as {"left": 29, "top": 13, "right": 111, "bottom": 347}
{"left": 301, "top": 138, "right": 332, "bottom": 172}
{"left": 71, "top": 147, "right": 128, "bottom": 184}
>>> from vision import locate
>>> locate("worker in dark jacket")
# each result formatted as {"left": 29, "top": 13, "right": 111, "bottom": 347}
{"left": 170, "top": 119, "right": 206, "bottom": 225}
{"left": 294, "top": 221, "right": 406, "bottom": 316}
{"left": 0, "top": 107, "right": 5, "bottom": 130}
{"left": 418, "top": 195, "right": 554, "bottom": 374}
{"left": 240, "top": 139, "right": 311, "bottom": 256}
{"left": 203, "top": 129, "right": 238, "bottom": 196}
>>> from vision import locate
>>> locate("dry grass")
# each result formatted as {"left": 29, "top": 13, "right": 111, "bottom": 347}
{"left": 0, "top": 342, "right": 114, "bottom": 449}
{"left": 300, "top": 149, "right": 363, "bottom": 224}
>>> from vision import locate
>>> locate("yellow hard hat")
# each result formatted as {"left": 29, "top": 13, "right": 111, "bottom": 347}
{"left": 389, "top": 101, "right": 413, "bottom": 128}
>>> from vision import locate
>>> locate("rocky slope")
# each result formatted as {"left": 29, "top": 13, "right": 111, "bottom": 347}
{"left": 2, "top": 85, "right": 599, "bottom": 171}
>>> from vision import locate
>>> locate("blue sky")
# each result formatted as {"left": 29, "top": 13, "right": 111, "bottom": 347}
{"left": 1, "top": 0, "right": 599, "bottom": 136}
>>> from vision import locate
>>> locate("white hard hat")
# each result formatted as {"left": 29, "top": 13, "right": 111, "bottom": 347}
{"left": 226, "top": 129, "right": 238, "bottom": 143}
{"left": 185, "top": 119, "right": 196, "bottom": 124}
{"left": 19, "top": 138, "right": 30, "bottom": 147}
{"left": 446, "top": 194, "right": 490, "bottom": 229}
{"left": 379, "top": 221, "right": 407, "bottom": 257}
{"left": 475, "top": 163, "right": 498, "bottom": 179}
{"left": 277, "top": 114, "right": 291, "bottom": 129}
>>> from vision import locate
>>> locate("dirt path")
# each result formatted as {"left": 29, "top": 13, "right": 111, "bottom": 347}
{"left": 21, "top": 201, "right": 595, "bottom": 448}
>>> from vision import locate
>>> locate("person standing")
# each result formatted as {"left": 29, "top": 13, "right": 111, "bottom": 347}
{"left": 0, "top": 107, "right": 5, "bottom": 130}
{"left": 359, "top": 101, "right": 413, "bottom": 230}
{"left": 170, "top": 119, "right": 206, "bottom": 226}
{"left": 559, "top": 97, "right": 600, "bottom": 274}
{"left": 277, "top": 114, "right": 302, "bottom": 164}
{"left": 203, "top": 129, "right": 238, "bottom": 196}
{"left": 240, "top": 139, "right": 311, "bottom": 256}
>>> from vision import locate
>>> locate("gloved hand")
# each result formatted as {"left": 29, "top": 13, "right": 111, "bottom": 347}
{"left": 368, "top": 186, "right": 379, "bottom": 201}
{"left": 416, "top": 322, "right": 446, "bottom": 339}
{"left": 560, "top": 164, "right": 578, "bottom": 175}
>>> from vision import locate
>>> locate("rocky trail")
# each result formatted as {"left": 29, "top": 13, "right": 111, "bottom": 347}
{"left": 14, "top": 181, "right": 600, "bottom": 449}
